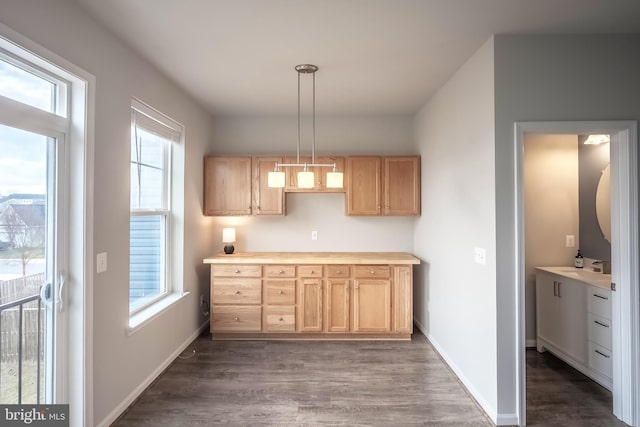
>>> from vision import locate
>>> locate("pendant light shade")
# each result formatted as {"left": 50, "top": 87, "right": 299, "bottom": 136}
{"left": 267, "top": 64, "right": 344, "bottom": 189}
{"left": 326, "top": 171, "right": 344, "bottom": 188}
{"left": 297, "top": 170, "right": 315, "bottom": 188}
{"left": 268, "top": 170, "right": 285, "bottom": 188}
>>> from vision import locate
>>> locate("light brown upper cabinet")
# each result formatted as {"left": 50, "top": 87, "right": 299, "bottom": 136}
{"left": 252, "top": 156, "right": 285, "bottom": 215}
{"left": 346, "top": 155, "right": 420, "bottom": 216}
{"left": 284, "top": 155, "right": 345, "bottom": 192}
{"left": 204, "top": 156, "right": 284, "bottom": 216}
{"left": 384, "top": 156, "right": 421, "bottom": 216}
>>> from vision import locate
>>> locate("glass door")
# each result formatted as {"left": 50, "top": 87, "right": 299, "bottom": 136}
{"left": 0, "top": 124, "right": 65, "bottom": 405}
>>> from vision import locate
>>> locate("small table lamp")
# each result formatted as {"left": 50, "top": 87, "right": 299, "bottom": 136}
{"left": 222, "top": 227, "right": 236, "bottom": 254}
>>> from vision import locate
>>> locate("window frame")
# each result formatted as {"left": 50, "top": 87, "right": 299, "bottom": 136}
{"left": 129, "top": 99, "right": 182, "bottom": 316}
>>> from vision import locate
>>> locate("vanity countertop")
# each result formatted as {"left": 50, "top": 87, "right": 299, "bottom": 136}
{"left": 203, "top": 252, "right": 420, "bottom": 265}
{"left": 536, "top": 266, "right": 611, "bottom": 290}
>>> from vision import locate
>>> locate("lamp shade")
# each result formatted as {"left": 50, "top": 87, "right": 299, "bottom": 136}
{"left": 222, "top": 227, "right": 236, "bottom": 243}
{"left": 325, "top": 171, "right": 344, "bottom": 188}
{"left": 268, "top": 171, "right": 285, "bottom": 188}
{"left": 297, "top": 171, "right": 315, "bottom": 188}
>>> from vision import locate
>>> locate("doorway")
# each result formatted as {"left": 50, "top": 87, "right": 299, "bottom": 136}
{"left": 514, "top": 121, "right": 639, "bottom": 426}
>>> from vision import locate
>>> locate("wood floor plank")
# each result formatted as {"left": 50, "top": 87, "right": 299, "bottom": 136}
{"left": 114, "top": 330, "right": 492, "bottom": 426}
{"left": 526, "top": 348, "right": 628, "bottom": 427}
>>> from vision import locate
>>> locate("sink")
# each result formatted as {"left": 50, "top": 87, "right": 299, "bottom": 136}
{"left": 536, "top": 266, "right": 611, "bottom": 290}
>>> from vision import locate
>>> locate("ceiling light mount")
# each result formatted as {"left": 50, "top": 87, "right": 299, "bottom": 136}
{"left": 295, "top": 64, "right": 318, "bottom": 74}
{"left": 268, "top": 64, "right": 343, "bottom": 189}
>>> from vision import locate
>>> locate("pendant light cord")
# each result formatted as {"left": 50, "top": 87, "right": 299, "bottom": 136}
{"left": 297, "top": 70, "right": 301, "bottom": 164}
{"left": 312, "top": 70, "right": 316, "bottom": 164}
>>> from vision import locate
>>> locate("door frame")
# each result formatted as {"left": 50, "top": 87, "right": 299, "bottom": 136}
{"left": 514, "top": 121, "right": 639, "bottom": 426}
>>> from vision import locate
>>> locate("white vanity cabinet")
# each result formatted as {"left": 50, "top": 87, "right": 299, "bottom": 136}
{"left": 536, "top": 267, "right": 612, "bottom": 390}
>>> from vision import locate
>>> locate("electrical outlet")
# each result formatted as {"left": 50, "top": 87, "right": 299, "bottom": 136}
{"left": 311, "top": 230, "right": 318, "bottom": 240}
{"left": 565, "top": 235, "right": 575, "bottom": 248}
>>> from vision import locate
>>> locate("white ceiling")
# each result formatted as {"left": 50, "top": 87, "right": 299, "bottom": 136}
{"left": 74, "top": 0, "right": 640, "bottom": 116}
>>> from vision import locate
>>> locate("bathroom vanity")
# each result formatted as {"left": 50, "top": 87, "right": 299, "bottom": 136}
{"left": 203, "top": 252, "right": 420, "bottom": 340}
{"left": 536, "top": 266, "right": 613, "bottom": 390}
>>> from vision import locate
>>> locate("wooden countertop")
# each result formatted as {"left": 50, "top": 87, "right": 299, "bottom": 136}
{"left": 203, "top": 252, "right": 420, "bottom": 265}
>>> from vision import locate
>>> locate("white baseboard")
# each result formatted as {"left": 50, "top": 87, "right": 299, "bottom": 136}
{"left": 526, "top": 339, "right": 537, "bottom": 348}
{"left": 96, "top": 321, "right": 209, "bottom": 427}
{"left": 414, "top": 319, "right": 516, "bottom": 425}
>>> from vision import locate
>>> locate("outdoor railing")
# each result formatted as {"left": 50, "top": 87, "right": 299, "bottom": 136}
{"left": 0, "top": 276, "right": 44, "bottom": 404}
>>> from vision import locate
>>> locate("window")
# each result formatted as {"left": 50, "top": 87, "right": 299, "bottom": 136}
{"left": 129, "top": 99, "right": 182, "bottom": 313}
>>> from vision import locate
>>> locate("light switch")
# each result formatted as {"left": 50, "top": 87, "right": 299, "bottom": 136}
{"left": 97, "top": 252, "right": 108, "bottom": 273}
{"left": 474, "top": 247, "right": 486, "bottom": 265}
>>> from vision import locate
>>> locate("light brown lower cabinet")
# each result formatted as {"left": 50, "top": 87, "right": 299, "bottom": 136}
{"left": 208, "top": 260, "right": 414, "bottom": 339}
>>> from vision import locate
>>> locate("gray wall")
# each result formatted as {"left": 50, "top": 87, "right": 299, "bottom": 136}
{"left": 494, "top": 34, "right": 640, "bottom": 418}
{"left": 413, "top": 38, "right": 498, "bottom": 420}
{"left": 208, "top": 115, "right": 417, "bottom": 254}
{"left": 578, "top": 135, "right": 611, "bottom": 261}
{"left": 0, "top": 1, "right": 216, "bottom": 424}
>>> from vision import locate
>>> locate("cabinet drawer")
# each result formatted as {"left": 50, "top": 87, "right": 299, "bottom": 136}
{"left": 265, "top": 265, "right": 296, "bottom": 278}
{"left": 298, "top": 265, "right": 323, "bottom": 277}
{"left": 265, "top": 306, "right": 296, "bottom": 332}
{"left": 212, "top": 264, "right": 262, "bottom": 277}
{"left": 588, "top": 288, "right": 612, "bottom": 319}
{"left": 212, "top": 306, "right": 262, "bottom": 332}
{"left": 327, "top": 265, "right": 350, "bottom": 278}
{"left": 265, "top": 280, "right": 296, "bottom": 305}
{"left": 588, "top": 341, "right": 612, "bottom": 379}
{"left": 212, "top": 278, "right": 262, "bottom": 304}
{"left": 354, "top": 265, "right": 390, "bottom": 278}
{"left": 588, "top": 313, "right": 612, "bottom": 350}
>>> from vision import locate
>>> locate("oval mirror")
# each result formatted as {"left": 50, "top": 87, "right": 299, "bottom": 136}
{"left": 595, "top": 163, "right": 611, "bottom": 243}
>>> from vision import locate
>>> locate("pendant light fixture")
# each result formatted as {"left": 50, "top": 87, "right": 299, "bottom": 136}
{"left": 268, "top": 64, "right": 343, "bottom": 189}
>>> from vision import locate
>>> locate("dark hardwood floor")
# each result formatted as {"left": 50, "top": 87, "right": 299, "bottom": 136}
{"left": 114, "top": 329, "right": 492, "bottom": 426}
{"left": 526, "top": 348, "right": 628, "bottom": 427}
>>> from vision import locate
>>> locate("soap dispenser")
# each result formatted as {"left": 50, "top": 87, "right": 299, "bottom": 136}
{"left": 574, "top": 250, "right": 584, "bottom": 268}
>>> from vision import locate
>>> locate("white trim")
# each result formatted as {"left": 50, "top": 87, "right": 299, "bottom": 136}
{"left": 127, "top": 291, "right": 191, "bottom": 334}
{"left": 514, "top": 120, "right": 639, "bottom": 427}
{"left": 0, "top": 21, "right": 96, "bottom": 427}
{"left": 413, "top": 320, "right": 503, "bottom": 424}
{"left": 97, "top": 320, "right": 209, "bottom": 427}
{"left": 525, "top": 339, "right": 537, "bottom": 348}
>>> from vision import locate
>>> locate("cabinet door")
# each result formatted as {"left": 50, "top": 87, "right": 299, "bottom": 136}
{"left": 556, "top": 278, "right": 588, "bottom": 363}
{"left": 353, "top": 279, "right": 391, "bottom": 332}
{"left": 326, "top": 279, "right": 350, "bottom": 332}
{"left": 204, "top": 157, "right": 252, "bottom": 216}
{"left": 253, "top": 156, "right": 284, "bottom": 215}
{"left": 393, "top": 266, "right": 413, "bottom": 333}
{"left": 299, "top": 278, "right": 323, "bottom": 332}
{"left": 346, "top": 156, "right": 382, "bottom": 215}
{"left": 384, "top": 156, "right": 420, "bottom": 216}
{"left": 536, "top": 272, "right": 559, "bottom": 347}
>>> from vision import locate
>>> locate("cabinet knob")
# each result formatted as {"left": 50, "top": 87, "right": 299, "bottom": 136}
{"left": 279, "top": 290, "right": 284, "bottom": 295}
{"left": 370, "top": 270, "right": 375, "bottom": 274}
{"left": 234, "top": 316, "right": 239, "bottom": 321}
{"left": 279, "top": 317, "right": 284, "bottom": 322}
{"left": 235, "top": 270, "right": 240, "bottom": 274}
{"left": 336, "top": 270, "right": 341, "bottom": 274}
{"left": 235, "top": 290, "right": 241, "bottom": 294}
{"left": 279, "top": 270, "right": 284, "bottom": 274}
{"left": 310, "top": 270, "right": 314, "bottom": 274}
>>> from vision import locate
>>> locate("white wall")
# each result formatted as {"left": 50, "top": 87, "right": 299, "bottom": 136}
{"left": 524, "top": 134, "right": 580, "bottom": 344}
{"left": 208, "top": 115, "right": 417, "bottom": 252}
{"left": 413, "top": 38, "right": 498, "bottom": 420}
{"left": 0, "top": 0, "right": 215, "bottom": 424}
{"left": 494, "top": 34, "right": 640, "bottom": 420}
